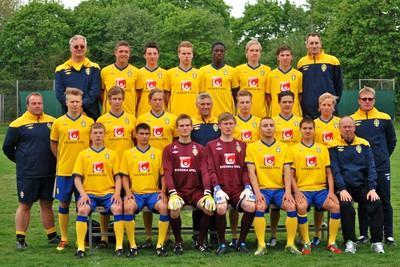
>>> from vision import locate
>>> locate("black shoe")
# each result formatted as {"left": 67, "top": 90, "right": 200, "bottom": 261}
{"left": 196, "top": 243, "right": 210, "bottom": 253}
{"left": 216, "top": 244, "right": 227, "bottom": 255}
{"left": 229, "top": 238, "right": 238, "bottom": 248}
{"left": 16, "top": 239, "right": 28, "bottom": 250}
{"left": 75, "top": 250, "right": 85, "bottom": 259}
{"left": 95, "top": 240, "right": 109, "bottom": 249}
{"left": 139, "top": 239, "right": 153, "bottom": 249}
{"left": 127, "top": 247, "right": 138, "bottom": 258}
{"left": 236, "top": 242, "right": 250, "bottom": 254}
{"left": 173, "top": 243, "right": 184, "bottom": 255}
{"left": 48, "top": 235, "right": 61, "bottom": 245}
{"left": 156, "top": 246, "right": 168, "bottom": 257}
{"left": 385, "top": 237, "right": 396, "bottom": 246}
{"left": 115, "top": 249, "right": 124, "bottom": 257}
{"left": 357, "top": 236, "right": 369, "bottom": 245}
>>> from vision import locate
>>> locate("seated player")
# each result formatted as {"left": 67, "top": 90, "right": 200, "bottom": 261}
{"left": 73, "top": 123, "right": 124, "bottom": 258}
{"left": 289, "top": 118, "right": 342, "bottom": 254}
{"left": 164, "top": 114, "right": 215, "bottom": 254}
{"left": 120, "top": 123, "right": 169, "bottom": 257}
{"left": 206, "top": 112, "right": 256, "bottom": 255}
{"left": 246, "top": 117, "right": 301, "bottom": 255}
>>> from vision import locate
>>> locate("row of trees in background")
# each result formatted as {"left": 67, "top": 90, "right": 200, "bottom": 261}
{"left": 0, "top": 0, "right": 400, "bottom": 89}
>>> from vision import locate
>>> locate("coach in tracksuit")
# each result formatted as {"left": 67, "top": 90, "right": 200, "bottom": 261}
{"left": 351, "top": 86, "right": 397, "bottom": 245}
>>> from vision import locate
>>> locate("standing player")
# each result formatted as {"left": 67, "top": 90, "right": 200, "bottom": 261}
{"left": 50, "top": 88, "right": 94, "bottom": 250}
{"left": 96, "top": 86, "right": 135, "bottom": 247}
{"left": 164, "top": 114, "right": 215, "bottom": 254}
{"left": 165, "top": 41, "right": 202, "bottom": 118}
{"left": 200, "top": 42, "right": 239, "bottom": 117}
{"left": 120, "top": 123, "right": 169, "bottom": 257}
{"left": 101, "top": 41, "right": 139, "bottom": 116}
{"left": 234, "top": 90, "right": 260, "bottom": 144}
{"left": 206, "top": 113, "right": 256, "bottom": 254}
{"left": 73, "top": 123, "right": 124, "bottom": 258}
{"left": 289, "top": 118, "right": 342, "bottom": 254}
{"left": 136, "top": 42, "right": 166, "bottom": 117}
{"left": 236, "top": 39, "right": 271, "bottom": 118}
{"left": 266, "top": 45, "right": 302, "bottom": 117}
{"left": 246, "top": 117, "right": 301, "bottom": 255}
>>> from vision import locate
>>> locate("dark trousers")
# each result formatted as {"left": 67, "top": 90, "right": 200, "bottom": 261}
{"left": 358, "top": 171, "right": 393, "bottom": 238}
{"left": 340, "top": 187, "right": 383, "bottom": 243}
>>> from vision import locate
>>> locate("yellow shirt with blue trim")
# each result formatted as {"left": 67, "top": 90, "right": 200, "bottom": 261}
{"left": 101, "top": 63, "right": 139, "bottom": 116}
{"left": 165, "top": 66, "right": 202, "bottom": 117}
{"left": 236, "top": 63, "right": 271, "bottom": 118}
{"left": 200, "top": 64, "right": 239, "bottom": 116}
{"left": 314, "top": 116, "right": 340, "bottom": 146}
{"left": 136, "top": 66, "right": 166, "bottom": 117}
{"left": 273, "top": 114, "right": 302, "bottom": 146}
{"left": 266, "top": 67, "right": 303, "bottom": 117}
{"left": 245, "top": 139, "right": 290, "bottom": 189}
{"left": 234, "top": 114, "right": 260, "bottom": 143}
{"left": 288, "top": 142, "right": 330, "bottom": 191}
{"left": 136, "top": 111, "right": 177, "bottom": 151}
{"left": 50, "top": 114, "right": 94, "bottom": 176}
{"left": 73, "top": 147, "right": 119, "bottom": 196}
{"left": 119, "top": 146, "right": 163, "bottom": 194}
{"left": 96, "top": 111, "right": 136, "bottom": 157}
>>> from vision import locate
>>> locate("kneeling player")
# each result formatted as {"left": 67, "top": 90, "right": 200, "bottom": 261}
{"left": 120, "top": 123, "right": 169, "bottom": 257}
{"left": 290, "top": 118, "right": 342, "bottom": 254}
{"left": 163, "top": 114, "right": 215, "bottom": 254}
{"left": 73, "top": 123, "right": 124, "bottom": 258}
{"left": 206, "top": 113, "right": 256, "bottom": 255}
{"left": 246, "top": 117, "right": 300, "bottom": 255}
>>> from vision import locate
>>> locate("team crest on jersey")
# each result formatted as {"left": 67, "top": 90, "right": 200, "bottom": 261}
{"left": 153, "top": 126, "right": 163, "bottom": 137}
{"left": 252, "top": 121, "right": 258, "bottom": 128}
{"left": 213, "top": 124, "right": 219, "bottom": 132}
{"left": 322, "top": 131, "right": 333, "bottom": 142}
{"left": 374, "top": 119, "right": 380, "bottom": 127}
{"left": 241, "top": 130, "right": 252, "bottom": 141}
{"left": 223, "top": 70, "right": 228, "bottom": 75}
{"left": 81, "top": 120, "right": 86, "bottom": 127}
{"left": 20, "top": 191, "right": 24, "bottom": 199}
{"left": 114, "top": 126, "right": 124, "bottom": 137}
{"left": 158, "top": 72, "right": 163, "bottom": 79}
{"left": 93, "top": 162, "right": 104, "bottom": 173}
{"left": 116, "top": 78, "right": 126, "bottom": 89}
{"left": 305, "top": 155, "right": 317, "bottom": 167}
{"left": 321, "top": 64, "right": 327, "bottom": 72}
{"left": 316, "top": 147, "right": 321, "bottom": 153}
{"left": 280, "top": 81, "right": 291, "bottom": 92}
{"left": 139, "top": 161, "right": 150, "bottom": 172}
{"left": 224, "top": 153, "right": 236, "bottom": 165}
{"left": 276, "top": 147, "right": 281, "bottom": 153}
{"left": 291, "top": 74, "right": 296, "bottom": 81}
{"left": 180, "top": 157, "right": 192, "bottom": 168}
{"left": 105, "top": 153, "right": 110, "bottom": 160}
{"left": 124, "top": 118, "right": 129, "bottom": 125}
{"left": 212, "top": 76, "right": 222, "bottom": 87}
{"left": 86, "top": 68, "right": 91, "bottom": 76}
{"left": 146, "top": 80, "right": 157, "bottom": 90}
{"left": 236, "top": 142, "right": 242, "bottom": 153}
{"left": 260, "top": 70, "right": 265, "bottom": 76}
{"left": 282, "top": 129, "right": 293, "bottom": 140}
{"left": 165, "top": 118, "right": 170, "bottom": 125}
{"left": 128, "top": 70, "right": 133, "bottom": 77}
{"left": 68, "top": 129, "right": 80, "bottom": 140}
{"left": 248, "top": 77, "right": 259, "bottom": 88}
{"left": 334, "top": 122, "right": 339, "bottom": 128}
{"left": 264, "top": 155, "right": 275, "bottom": 166}
{"left": 192, "top": 73, "right": 198, "bottom": 79}
{"left": 181, "top": 80, "right": 192, "bottom": 91}
{"left": 356, "top": 145, "right": 362, "bottom": 154}
{"left": 294, "top": 121, "right": 299, "bottom": 127}
{"left": 192, "top": 145, "right": 198, "bottom": 156}
{"left": 150, "top": 153, "right": 155, "bottom": 160}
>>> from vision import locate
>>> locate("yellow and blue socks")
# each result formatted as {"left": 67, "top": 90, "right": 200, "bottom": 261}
{"left": 113, "top": 215, "right": 125, "bottom": 250}
{"left": 76, "top": 216, "right": 88, "bottom": 251}
{"left": 124, "top": 214, "right": 137, "bottom": 248}
{"left": 254, "top": 211, "right": 266, "bottom": 247}
{"left": 286, "top": 211, "right": 298, "bottom": 246}
{"left": 297, "top": 213, "right": 310, "bottom": 244}
{"left": 58, "top": 207, "right": 69, "bottom": 242}
{"left": 157, "top": 215, "right": 170, "bottom": 248}
{"left": 328, "top": 213, "right": 341, "bottom": 245}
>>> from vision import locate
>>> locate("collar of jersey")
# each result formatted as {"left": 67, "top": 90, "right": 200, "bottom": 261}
{"left": 278, "top": 66, "right": 292, "bottom": 74}
{"left": 211, "top": 63, "right": 225, "bottom": 70}
{"left": 246, "top": 63, "right": 260, "bottom": 70}
{"left": 66, "top": 57, "right": 92, "bottom": 71}
{"left": 237, "top": 114, "right": 252, "bottom": 122}
{"left": 136, "top": 145, "right": 150, "bottom": 153}
{"left": 109, "top": 111, "right": 124, "bottom": 118}
{"left": 150, "top": 110, "right": 165, "bottom": 118}
{"left": 178, "top": 66, "right": 193, "bottom": 73}
{"left": 318, "top": 115, "right": 334, "bottom": 123}
{"left": 66, "top": 113, "right": 82, "bottom": 121}
{"left": 261, "top": 138, "right": 276, "bottom": 147}
{"left": 23, "top": 111, "right": 44, "bottom": 122}
{"left": 145, "top": 65, "right": 159, "bottom": 72}
{"left": 279, "top": 113, "right": 293, "bottom": 121}
{"left": 91, "top": 146, "right": 105, "bottom": 153}
{"left": 114, "top": 63, "right": 129, "bottom": 72}
{"left": 355, "top": 107, "right": 378, "bottom": 118}
{"left": 301, "top": 141, "right": 315, "bottom": 148}
{"left": 306, "top": 50, "right": 326, "bottom": 61}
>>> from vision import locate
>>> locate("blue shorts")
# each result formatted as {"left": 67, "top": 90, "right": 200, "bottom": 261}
{"left": 260, "top": 189, "right": 284, "bottom": 208}
{"left": 86, "top": 194, "right": 114, "bottom": 213}
{"left": 302, "top": 189, "right": 329, "bottom": 209}
{"left": 54, "top": 176, "right": 79, "bottom": 202}
{"left": 134, "top": 193, "right": 160, "bottom": 213}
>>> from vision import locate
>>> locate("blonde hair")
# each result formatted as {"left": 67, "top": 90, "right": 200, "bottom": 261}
{"left": 359, "top": 86, "right": 376, "bottom": 97}
{"left": 318, "top": 92, "right": 337, "bottom": 106}
{"left": 65, "top": 87, "right": 83, "bottom": 101}
{"left": 245, "top": 39, "right": 262, "bottom": 52}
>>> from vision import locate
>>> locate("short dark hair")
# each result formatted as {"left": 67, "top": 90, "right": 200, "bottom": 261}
{"left": 276, "top": 44, "right": 292, "bottom": 56}
{"left": 176, "top": 114, "right": 192, "bottom": 127}
{"left": 236, "top": 89, "right": 252, "bottom": 100}
{"left": 218, "top": 112, "right": 235, "bottom": 124}
{"left": 135, "top": 123, "right": 150, "bottom": 133}
{"left": 90, "top": 122, "right": 105, "bottom": 133}
{"left": 212, "top": 41, "right": 225, "bottom": 51}
{"left": 278, "top": 91, "right": 295, "bottom": 102}
{"left": 299, "top": 117, "right": 315, "bottom": 128}
{"left": 144, "top": 42, "right": 159, "bottom": 54}
{"left": 107, "top": 86, "right": 125, "bottom": 99}
{"left": 26, "top": 92, "right": 42, "bottom": 105}
{"left": 148, "top": 88, "right": 164, "bottom": 100}
{"left": 114, "top": 40, "right": 130, "bottom": 51}
{"left": 306, "top": 32, "right": 322, "bottom": 43}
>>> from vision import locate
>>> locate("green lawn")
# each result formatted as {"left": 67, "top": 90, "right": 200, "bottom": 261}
{"left": 0, "top": 122, "right": 399, "bottom": 266}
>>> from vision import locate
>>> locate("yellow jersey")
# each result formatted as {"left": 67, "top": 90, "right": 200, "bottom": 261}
{"left": 288, "top": 142, "right": 330, "bottom": 191}
{"left": 266, "top": 67, "right": 303, "bottom": 117}
{"left": 273, "top": 114, "right": 302, "bottom": 146}
{"left": 50, "top": 114, "right": 94, "bottom": 176}
{"left": 96, "top": 111, "right": 136, "bottom": 157}
{"left": 200, "top": 64, "right": 239, "bottom": 116}
{"left": 136, "top": 66, "right": 166, "bottom": 117}
{"left": 101, "top": 63, "right": 139, "bottom": 116}
{"left": 165, "top": 66, "right": 202, "bottom": 117}
{"left": 119, "top": 146, "right": 163, "bottom": 194}
{"left": 234, "top": 114, "right": 260, "bottom": 143}
{"left": 245, "top": 139, "right": 290, "bottom": 189}
{"left": 73, "top": 147, "right": 119, "bottom": 196}
{"left": 314, "top": 116, "right": 340, "bottom": 146}
{"left": 236, "top": 63, "right": 271, "bottom": 118}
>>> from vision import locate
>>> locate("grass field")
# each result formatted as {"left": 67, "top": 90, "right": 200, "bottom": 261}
{"left": 0, "top": 122, "right": 399, "bottom": 266}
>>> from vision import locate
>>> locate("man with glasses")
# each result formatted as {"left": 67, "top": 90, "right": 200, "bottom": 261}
{"left": 55, "top": 34, "right": 101, "bottom": 120}
{"left": 351, "top": 86, "right": 397, "bottom": 245}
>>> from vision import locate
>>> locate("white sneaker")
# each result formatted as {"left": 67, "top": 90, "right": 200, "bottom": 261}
{"left": 344, "top": 240, "right": 357, "bottom": 254}
{"left": 371, "top": 242, "right": 385, "bottom": 254}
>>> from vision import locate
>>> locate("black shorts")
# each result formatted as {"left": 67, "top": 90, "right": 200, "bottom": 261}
{"left": 17, "top": 176, "right": 55, "bottom": 204}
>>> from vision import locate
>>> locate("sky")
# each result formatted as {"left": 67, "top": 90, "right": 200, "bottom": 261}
{"left": 51, "top": 0, "right": 308, "bottom": 18}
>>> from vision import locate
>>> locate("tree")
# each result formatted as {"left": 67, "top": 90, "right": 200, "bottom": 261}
{"left": 0, "top": 0, "right": 21, "bottom": 30}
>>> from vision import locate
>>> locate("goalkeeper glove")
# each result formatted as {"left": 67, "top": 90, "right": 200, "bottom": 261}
{"left": 199, "top": 189, "right": 216, "bottom": 212}
{"left": 240, "top": 184, "right": 256, "bottom": 202}
{"left": 213, "top": 185, "right": 229, "bottom": 204}
{"left": 168, "top": 190, "right": 185, "bottom": 210}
